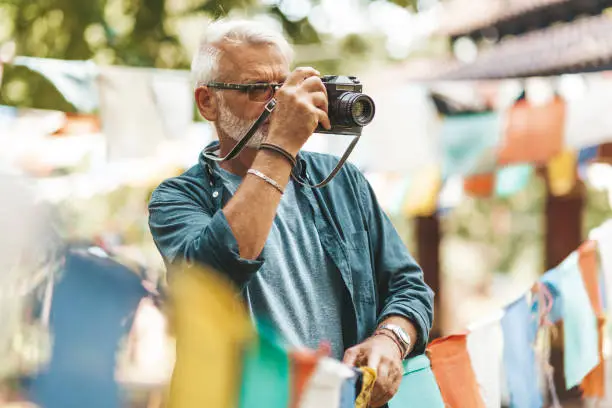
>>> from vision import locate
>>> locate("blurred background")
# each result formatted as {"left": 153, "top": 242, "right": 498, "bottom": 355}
{"left": 1, "top": 0, "right": 612, "bottom": 406}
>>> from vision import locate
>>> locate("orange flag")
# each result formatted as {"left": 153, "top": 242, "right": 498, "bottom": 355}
{"left": 289, "top": 349, "right": 320, "bottom": 408}
{"left": 53, "top": 113, "right": 101, "bottom": 136}
{"left": 464, "top": 173, "right": 495, "bottom": 197}
{"left": 578, "top": 241, "right": 605, "bottom": 398}
{"left": 498, "top": 97, "right": 565, "bottom": 166}
{"left": 427, "top": 334, "right": 486, "bottom": 408}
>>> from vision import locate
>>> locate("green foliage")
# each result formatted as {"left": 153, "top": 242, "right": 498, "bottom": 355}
{"left": 442, "top": 175, "right": 546, "bottom": 275}
{"left": 0, "top": 0, "right": 402, "bottom": 110}
{"left": 266, "top": 5, "right": 320, "bottom": 45}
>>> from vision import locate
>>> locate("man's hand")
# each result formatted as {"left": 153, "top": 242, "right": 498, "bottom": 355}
{"left": 266, "top": 66, "right": 331, "bottom": 157}
{"left": 342, "top": 335, "right": 403, "bottom": 407}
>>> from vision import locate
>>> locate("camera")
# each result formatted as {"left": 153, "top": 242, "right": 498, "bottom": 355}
{"left": 315, "top": 75, "right": 375, "bottom": 136}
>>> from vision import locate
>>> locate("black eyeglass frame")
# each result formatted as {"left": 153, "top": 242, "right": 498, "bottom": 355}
{"left": 201, "top": 81, "right": 283, "bottom": 101}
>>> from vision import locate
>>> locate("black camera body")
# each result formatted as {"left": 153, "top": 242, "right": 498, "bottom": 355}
{"left": 315, "top": 75, "right": 375, "bottom": 137}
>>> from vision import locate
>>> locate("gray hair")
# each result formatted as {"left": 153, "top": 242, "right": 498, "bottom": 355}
{"left": 191, "top": 18, "right": 294, "bottom": 88}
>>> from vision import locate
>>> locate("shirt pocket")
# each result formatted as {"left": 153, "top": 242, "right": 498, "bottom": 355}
{"left": 347, "top": 230, "right": 376, "bottom": 305}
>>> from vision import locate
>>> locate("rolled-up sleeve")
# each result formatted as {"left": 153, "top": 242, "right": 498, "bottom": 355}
{"left": 354, "top": 168, "right": 434, "bottom": 354}
{"left": 148, "top": 186, "right": 264, "bottom": 289}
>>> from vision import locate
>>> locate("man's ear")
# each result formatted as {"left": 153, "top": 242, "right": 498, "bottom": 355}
{"left": 195, "top": 87, "right": 218, "bottom": 121}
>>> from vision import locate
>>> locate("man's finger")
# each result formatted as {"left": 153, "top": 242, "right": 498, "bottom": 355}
{"left": 367, "top": 351, "right": 381, "bottom": 371}
{"left": 314, "top": 108, "right": 331, "bottom": 131}
{"left": 342, "top": 347, "right": 360, "bottom": 366}
{"left": 311, "top": 91, "right": 328, "bottom": 113}
{"left": 284, "top": 67, "right": 320, "bottom": 86}
{"left": 301, "top": 75, "right": 327, "bottom": 94}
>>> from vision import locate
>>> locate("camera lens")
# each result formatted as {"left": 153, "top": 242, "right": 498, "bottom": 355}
{"left": 334, "top": 92, "right": 375, "bottom": 127}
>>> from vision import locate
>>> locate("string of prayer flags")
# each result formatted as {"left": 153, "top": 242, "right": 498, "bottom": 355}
{"left": 500, "top": 296, "right": 542, "bottom": 408}
{"left": 467, "top": 311, "right": 505, "bottom": 408}
{"left": 427, "top": 334, "right": 486, "bottom": 408}
{"left": 13, "top": 56, "right": 99, "bottom": 113}
{"left": 440, "top": 112, "right": 502, "bottom": 177}
{"left": 388, "top": 354, "right": 444, "bottom": 408}
{"left": 167, "top": 265, "right": 254, "bottom": 408}
{"left": 557, "top": 252, "right": 599, "bottom": 389}
{"left": 578, "top": 241, "right": 606, "bottom": 398}
{"left": 495, "top": 164, "right": 532, "bottom": 198}
{"left": 498, "top": 97, "right": 565, "bottom": 166}
{"left": 238, "top": 320, "right": 291, "bottom": 408}
{"left": 547, "top": 150, "right": 578, "bottom": 196}
{"left": 297, "top": 357, "right": 354, "bottom": 408}
{"left": 578, "top": 241, "right": 603, "bottom": 315}
{"left": 589, "top": 220, "right": 612, "bottom": 315}
{"left": 539, "top": 268, "right": 564, "bottom": 324}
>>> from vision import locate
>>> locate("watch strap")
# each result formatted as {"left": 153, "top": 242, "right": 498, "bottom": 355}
{"left": 378, "top": 324, "right": 411, "bottom": 357}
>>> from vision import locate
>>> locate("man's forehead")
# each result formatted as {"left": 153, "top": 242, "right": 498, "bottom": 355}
{"left": 218, "top": 42, "right": 289, "bottom": 82}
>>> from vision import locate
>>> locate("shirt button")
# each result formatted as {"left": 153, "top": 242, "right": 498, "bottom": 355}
{"left": 212, "top": 191, "right": 219, "bottom": 198}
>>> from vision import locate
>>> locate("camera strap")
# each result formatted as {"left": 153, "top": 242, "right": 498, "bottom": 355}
{"left": 290, "top": 135, "right": 360, "bottom": 188}
{"left": 202, "top": 97, "right": 360, "bottom": 188}
{"left": 202, "top": 99, "right": 278, "bottom": 162}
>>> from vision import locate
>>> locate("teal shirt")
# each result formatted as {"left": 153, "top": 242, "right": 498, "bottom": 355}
{"left": 214, "top": 164, "right": 346, "bottom": 359}
{"left": 148, "top": 143, "right": 434, "bottom": 354}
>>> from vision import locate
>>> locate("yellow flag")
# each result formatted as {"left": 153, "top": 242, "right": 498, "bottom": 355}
{"left": 547, "top": 150, "right": 577, "bottom": 196}
{"left": 402, "top": 166, "right": 442, "bottom": 217}
{"left": 167, "top": 265, "right": 255, "bottom": 408}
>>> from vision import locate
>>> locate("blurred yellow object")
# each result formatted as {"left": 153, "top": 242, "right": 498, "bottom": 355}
{"left": 355, "top": 366, "right": 377, "bottom": 408}
{"left": 402, "top": 166, "right": 442, "bottom": 217}
{"left": 167, "top": 265, "right": 255, "bottom": 408}
{"left": 547, "top": 150, "right": 577, "bottom": 196}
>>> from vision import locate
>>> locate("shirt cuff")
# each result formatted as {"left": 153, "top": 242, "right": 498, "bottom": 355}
{"left": 203, "top": 210, "right": 265, "bottom": 288}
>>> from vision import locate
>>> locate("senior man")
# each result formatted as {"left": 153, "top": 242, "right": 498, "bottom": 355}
{"left": 148, "top": 18, "right": 434, "bottom": 407}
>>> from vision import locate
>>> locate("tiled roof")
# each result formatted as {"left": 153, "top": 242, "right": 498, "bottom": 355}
{"left": 435, "top": 0, "right": 606, "bottom": 38}
{"left": 430, "top": 14, "right": 612, "bottom": 79}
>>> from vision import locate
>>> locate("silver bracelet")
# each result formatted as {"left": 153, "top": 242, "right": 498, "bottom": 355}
{"left": 247, "top": 169, "right": 284, "bottom": 194}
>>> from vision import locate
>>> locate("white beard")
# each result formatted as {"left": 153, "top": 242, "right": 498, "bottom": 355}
{"left": 216, "top": 95, "right": 268, "bottom": 148}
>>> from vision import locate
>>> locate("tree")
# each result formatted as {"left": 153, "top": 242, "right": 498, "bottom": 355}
{"left": 0, "top": 0, "right": 417, "bottom": 111}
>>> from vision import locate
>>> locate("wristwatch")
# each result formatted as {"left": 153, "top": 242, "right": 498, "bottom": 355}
{"left": 379, "top": 324, "right": 412, "bottom": 358}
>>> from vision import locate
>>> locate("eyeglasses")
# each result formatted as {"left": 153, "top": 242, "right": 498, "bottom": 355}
{"left": 203, "top": 82, "right": 283, "bottom": 102}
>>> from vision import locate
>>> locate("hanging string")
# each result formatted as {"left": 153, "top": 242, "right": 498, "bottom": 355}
{"left": 533, "top": 282, "right": 562, "bottom": 408}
